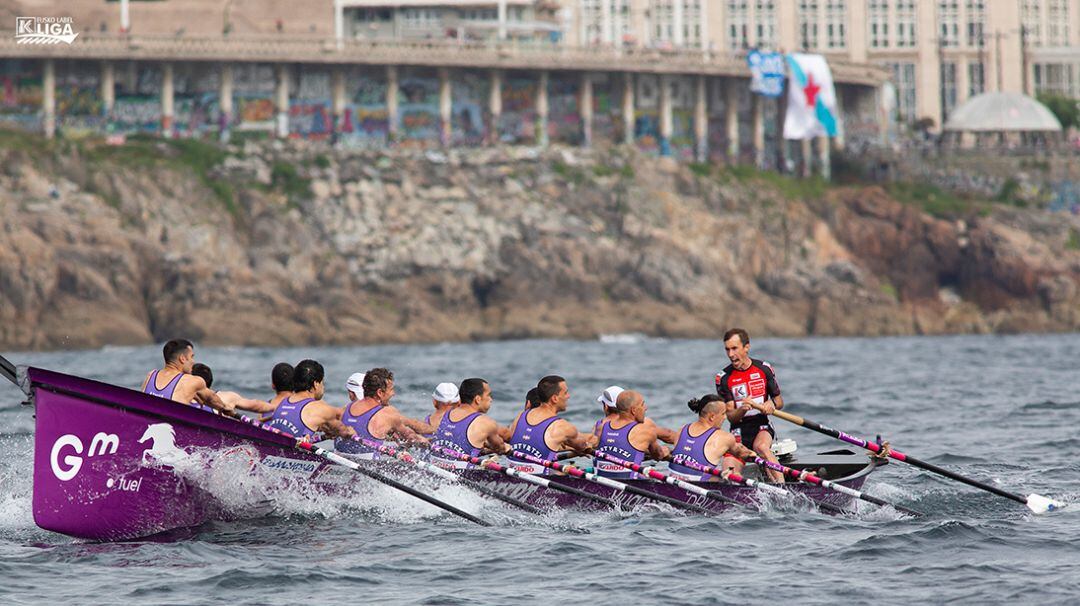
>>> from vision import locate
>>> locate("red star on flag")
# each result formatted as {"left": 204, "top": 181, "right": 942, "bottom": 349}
{"left": 803, "top": 73, "right": 821, "bottom": 108}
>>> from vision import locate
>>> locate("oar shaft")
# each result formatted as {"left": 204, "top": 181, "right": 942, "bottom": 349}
{"left": 237, "top": 416, "right": 491, "bottom": 526}
{"left": 676, "top": 458, "right": 845, "bottom": 514}
{"left": 772, "top": 409, "right": 1030, "bottom": 506}
{"left": 587, "top": 452, "right": 735, "bottom": 513}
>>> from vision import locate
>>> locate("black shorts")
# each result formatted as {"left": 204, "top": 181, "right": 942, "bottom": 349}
{"left": 732, "top": 416, "right": 776, "bottom": 449}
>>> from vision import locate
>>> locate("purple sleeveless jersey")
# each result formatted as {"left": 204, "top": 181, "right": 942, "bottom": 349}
{"left": 431, "top": 410, "right": 484, "bottom": 469}
{"left": 143, "top": 369, "right": 183, "bottom": 401}
{"left": 667, "top": 424, "right": 720, "bottom": 481}
{"left": 337, "top": 403, "right": 392, "bottom": 459}
{"left": 593, "top": 419, "right": 646, "bottom": 479}
{"left": 508, "top": 411, "right": 562, "bottom": 476}
{"left": 267, "top": 396, "right": 317, "bottom": 438}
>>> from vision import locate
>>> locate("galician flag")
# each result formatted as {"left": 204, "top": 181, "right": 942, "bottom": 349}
{"left": 783, "top": 53, "right": 840, "bottom": 140}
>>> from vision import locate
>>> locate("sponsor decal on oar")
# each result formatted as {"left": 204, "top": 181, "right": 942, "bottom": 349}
{"left": 771, "top": 409, "right": 1065, "bottom": 514}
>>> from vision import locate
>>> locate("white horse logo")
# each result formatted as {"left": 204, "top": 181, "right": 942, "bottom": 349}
{"left": 138, "top": 423, "right": 189, "bottom": 465}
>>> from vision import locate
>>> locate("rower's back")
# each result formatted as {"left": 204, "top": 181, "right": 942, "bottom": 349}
{"left": 507, "top": 406, "right": 563, "bottom": 475}
{"left": 336, "top": 399, "right": 391, "bottom": 459}
{"left": 142, "top": 339, "right": 201, "bottom": 405}
{"left": 431, "top": 407, "right": 485, "bottom": 469}
{"left": 593, "top": 417, "right": 646, "bottom": 479}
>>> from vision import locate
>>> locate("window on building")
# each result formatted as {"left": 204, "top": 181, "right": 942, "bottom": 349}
{"left": 941, "top": 61, "right": 957, "bottom": 116}
{"left": 1021, "top": 0, "right": 1041, "bottom": 47}
{"left": 968, "top": 61, "right": 984, "bottom": 97}
{"left": 798, "top": 1, "right": 819, "bottom": 50}
{"left": 896, "top": 0, "right": 917, "bottom": 47}
{"left": 869, "top": 0, "right": 889, "bottom": 48}
{"left": 965, "top": 0, "right": 985, "bottom": 48}
{"left": 727, "top": 0, "right": 749, "bottom": 50}
{"left": 938, "top": 1, "right": 959, "bottom": 47}
{"left": 888, "top": 61, "right": 917, "bottom": 123}
{"left": 1048, "top": 0, "right": 1070, "bottom": 46}
{"left": 755, "top": 1, "right": 776, "bottom": 49}
{"left": 402, "top": 8, "right": 441, "bottom": 28}
{"left": 684, "top": 0, "right": 703, "bottom": 48}
{"left": 825, "top": 1, "right": 846, "bottom": 49}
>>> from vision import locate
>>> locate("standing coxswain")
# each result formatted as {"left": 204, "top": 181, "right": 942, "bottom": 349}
{"left": 430, "top": 378, "right": 509, "bottom": 469}
{"left": 715, "top": 328, "right": 785, "bottom": 482}
{"left": 506, "top": 375, "right": 596, "bottom": 475}
{"left": 667, "top": 394, "right": 755, "bottom": 481}
{"left": 141, "top": 339, "right": 234, "bottom": 414}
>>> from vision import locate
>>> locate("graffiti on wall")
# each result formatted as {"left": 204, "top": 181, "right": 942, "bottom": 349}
{"left": 451, "top": 71, "right": 485, "bottom": 146}
{"left": 290, "top": 69, "right": 332, "bottom": 139}
{"left": 0, "top": 60, "right": 43, "bottom": 130}
{"left": 398, "top": 71, "right": 439, "bottom": 146}
{"left": 56, "top": 63, "right": 102, "bottom": 132}
{"left": 499, "top": 75, "right": 536, "bottom": 144}
{"left": 232, "top": 64, "right": 276, "bottom": 133}
{"left": 343, "top": 74, "right": 388, "bottom": 147}
{"left": 591, "top": 74, "right": 617, "bottom": 144}
{"left": 548, "top": 74, "right": 580, "bottom": 145}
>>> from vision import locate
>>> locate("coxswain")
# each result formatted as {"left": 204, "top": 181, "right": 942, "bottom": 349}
{"left": 667, "top": 394, "right": 756, "bottom": 481}
{"left": 190, "top": 363, "right": 276, "bottom": 414}
{"left": 506, "top": 375, "right": 596, "bottom": 475}
{"left": 336, "top": 367, "right": 428, "bottom": 459}
{"left": 593, "top": 385, "right": 679, "bottom": 444}
{"left": 265, "top": 359, "right": 350, "bottom": 439}
{"left": 141, "top": 339, "right": 233, "bottom": 414}
{"left": 431, "top": 378, "right": 509, "bottom": 469}
{"left": 592, "top": 390, "right": 670, "bottom": 479}
{"left": 423, "top": 382, "right": 460, "bottom": 438}
{"left": 715, "top": 328, "right": 785, "bottom": 482}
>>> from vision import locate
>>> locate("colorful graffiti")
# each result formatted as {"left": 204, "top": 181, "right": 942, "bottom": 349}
{"left": 56, "top": 64, "right": 103, "bottom": 133}
{"left": 232, "top": 64, "right": 276, "bottom": 134}
{"left": 549, "top": 75, "right": 580, "bottom": 145}
{"left": 499, "top": 75, "right": 537, "bottom": 144}
{"left": 0, "top": 60, "right": 43, "bottom": 131}
{"left": 397, "top": 71, "right": 439, "bottom": 146}
{"left": 290, "top": 70, "right": 332, "bottom": 139}
{"left": 451, "top": 71, "right": 485, "bottom": 146}
{"left": 342, "top": 74, "right": 388, "bottom": 148}
{"left": 171, "top": 65, "right": 221, "bottom": 137}
{"left": 591, "top": 74, "right": 618, "bottom": 144}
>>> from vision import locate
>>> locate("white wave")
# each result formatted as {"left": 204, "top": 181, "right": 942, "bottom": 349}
{"left": 598, "top": 333, "right": 661, "bottom": 344}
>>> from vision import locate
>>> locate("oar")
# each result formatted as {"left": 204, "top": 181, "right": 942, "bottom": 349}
{"left": 585, "top": 451, "right": 752, "bottom": 511}
{"left": 0, "top": 354, "right": 17, "bottom": 386}
{"left": 236, "top": 416, "right": 491, "bottom": 526}
{"left": 678, "top": 455, "right": 919, "bottom": 516}
{"left": 771, "top": 409, "right": 1064, "bottom": 514}
{"left": 512, "top": 450, "right": 725, "bottom": 514}
{"left": 342, "top": 435, "right": 544, "bottom": 515}
{"left": 426, "top": 444, "right": 616, "bottom": 508}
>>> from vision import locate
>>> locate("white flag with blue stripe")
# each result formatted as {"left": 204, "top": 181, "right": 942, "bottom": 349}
{"left": 783, "top": 53, "right": 840, "bottom": 140}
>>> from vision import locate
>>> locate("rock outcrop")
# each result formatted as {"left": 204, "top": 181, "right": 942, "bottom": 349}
{"left": 1, "top": 133, "right": 1077, "bottom": 350}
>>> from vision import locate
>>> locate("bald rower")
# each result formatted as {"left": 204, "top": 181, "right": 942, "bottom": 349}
{"left": 431, "top": 378, "right": 510, "bottom": 469}
{"left": 592, "top": 390, "right": 671, "bottom": 479}
{"left": 667, "top": 394, "right": 756, "bottom": 481}
{"left": 141, "top": 339, "right": 233, "bottom": 414}
{"left": 593, "top": 385, "right": 679, "bottom": 444}
{"left": 506, "top": 375, "right": 597, "bottom": 475}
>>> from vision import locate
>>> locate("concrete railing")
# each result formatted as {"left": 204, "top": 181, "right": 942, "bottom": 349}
{"left": 0, "top": 34, "right": 889, "bottom": 86}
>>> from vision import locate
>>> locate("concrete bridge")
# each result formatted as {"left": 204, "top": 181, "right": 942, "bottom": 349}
{"left": 1, "top": 33, "right": 890, "bottom": 176}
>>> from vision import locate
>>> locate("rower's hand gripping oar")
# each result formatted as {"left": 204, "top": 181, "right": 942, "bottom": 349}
{"left": 521, "top": 450, "right": 731, "bottom": 514}
{"left": 426, "top": 444, "right": 617, "bottom": 508}
{"left": 236, "top": 416, "right": 491, "bottom": 526}
{"left": 771, "top": 409, "right": 1065, "bottom": 514}
{"left": 343, "top": 434, "right": 544, "bottom": 515}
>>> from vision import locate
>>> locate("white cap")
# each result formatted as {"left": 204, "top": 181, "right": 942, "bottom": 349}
{"left": 432, "top": 382, "right": 460, "bottom": 404}
{"left": 345, "top": 372, "right": 366, "bottom": 397}
{"left": 597, "top": 385, "right": 624, "bottom": 409}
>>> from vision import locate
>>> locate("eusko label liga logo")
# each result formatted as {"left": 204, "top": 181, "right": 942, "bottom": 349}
{"left": 15, "top": 17, "right": 79, "bottom": 45}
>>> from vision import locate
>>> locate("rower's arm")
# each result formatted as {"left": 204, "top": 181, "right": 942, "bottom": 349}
{"left": 560, "top": 422, "right": 597, "bottom": 454}
{"left": 478, "top": 418, "right": 510, "bottom": 454}
{"left": 401, "top": 414, "right": 436, "bottom": 436}
{"left": 194, "top": 380, "right": 234, "bottom": 414}
{"left": 140, "top": 372, "right": 151, "bottom": 391}
{"left": 771, "top": 394, "right": 784, "bottom": 411}
{"left": 388, "top": 411, "right": 428, "bottom": 444}
{"left": 645, "top": 418, "right": 679, "bottom": 444}
{"left": 218, "top": 391, "right": 276, "bottom": 414}
{"left": 318, "top": 417, "right": 353, "bottom": 439}
{"left": 725, "top": 400, "right": 746, "bottom": 424}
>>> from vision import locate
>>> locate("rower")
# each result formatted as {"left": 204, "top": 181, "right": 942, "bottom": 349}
{"left": 592, "top": 390, "right": 670, "bottom": 479}
{"left": 335, "top": 367, "right": 428, "bottom": 459}
{"left": 593, "top": 385, "right": 679, "bottom": 444}
{"left": 266, "top": 359, "right": 350, "bottom": 439}
{"left": 715, "top": 328, "right": 785, "bottom": 482}
{"left": 190, "top": 363, "right": 276, "bottom": 414}
{"left": 506, "top": 375, "right": 596, "bottom": 475}
{"left": 345, "top": 372, "right": 365, "bottom": 403}
{"left": 141, "top": 339, "right": 233, "bottom": 414}
{"left": 497, "top": 387, "right": 539, "bottom": 442}
{"left": 424, "top": 382, "right": 460, "bottom": 438}
{"left": 269, "top": 362, "right": 295, "bottom": 408}
{"left": 431, "top": 378, "right": 509, "bottom": 469}
{"left": 667, "top": 394, "right": 756, "bottom": 481}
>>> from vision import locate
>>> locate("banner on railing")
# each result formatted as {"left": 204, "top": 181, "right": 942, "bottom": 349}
{"left": 747, "top": 49, "right": 785, "bottom": 98}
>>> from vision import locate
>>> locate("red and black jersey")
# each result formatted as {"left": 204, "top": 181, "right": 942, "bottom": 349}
{"left": 715, "top": 358, "right": 781, "bottom": 420}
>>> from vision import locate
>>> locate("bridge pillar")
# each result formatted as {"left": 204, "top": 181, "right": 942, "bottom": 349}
{"left": 751, "top": 94, "right": 764, "bottom": 169}
{"left": 219, "top": 64, "right": 233, "bottom": 142}
{"left": 580, "top": 73, "right": 593, "bottom": 148}
{"left": 42, "top": 59, "right": 55, "bottom": 139}
{"left": 693, "top": 75, "right": 707, "bottom": 162}
{"left": 487, "top": 69, "right": 502, "bottom": 145}
{"left": 658, "top": 75, "right": 672, "bottom": 156}
{"left": 331, "top": 68, "right": 346, "bottom": 143}
{"left": 801, "top": 139, "right": 812, "bottom": 177}
{"left": 438, "top": 67, "right": 452, "bottom": 147}
{"left": 818, "top": 135, "right": 831, "bottom": 180}
{"left": 275, "top": 64, "right": 289, "bottom": 138}
{"left": 621, "top": 72, "right": 634, "bottom": 146}
{"left": 161, "top": 62, "right": 174, "bottom": 138}
{"left": 724, "top": 80, "right": 738, "bottom": 164}
{"left": 100, "top": 61, "right": 114, "bottom": 118}
{"left": 386, "top": 66, "right": 399, "bottom": 144}
{"left": 536, "top": 70, "right": 549, "bottom": 147}
{"left": 776, "top": 88, "right": 788, "bottom": 173}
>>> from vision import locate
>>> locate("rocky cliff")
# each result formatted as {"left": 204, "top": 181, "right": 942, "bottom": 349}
{"left": 1, "top": 130, "right": 1078, "bottom": 350}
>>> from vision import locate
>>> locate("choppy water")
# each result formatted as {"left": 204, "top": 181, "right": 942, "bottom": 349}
{"left": 2, "top": 335, "right": 1079, "bottom": 605}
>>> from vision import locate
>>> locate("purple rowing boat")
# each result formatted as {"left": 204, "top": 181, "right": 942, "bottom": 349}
{"left": 5, "top": 360, "right": 884, "bottom": 541}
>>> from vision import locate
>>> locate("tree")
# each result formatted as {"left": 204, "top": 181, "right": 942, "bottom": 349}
{"left": 1037, "top": 93, "right": 1080, "bottom": 130}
